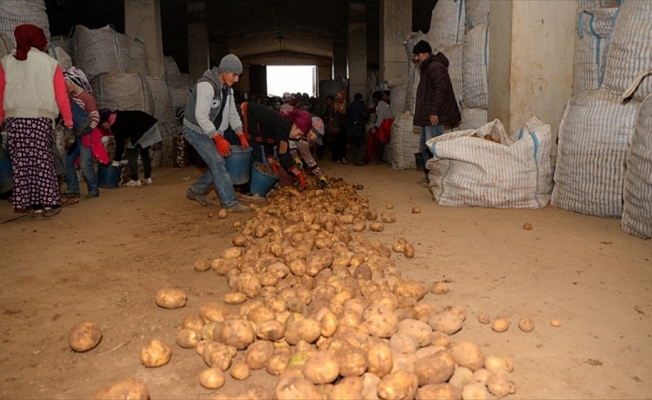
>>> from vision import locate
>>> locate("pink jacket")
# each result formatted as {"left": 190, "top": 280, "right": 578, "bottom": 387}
{"left": 75, "top": 127, "right": 109, "bottom": 166}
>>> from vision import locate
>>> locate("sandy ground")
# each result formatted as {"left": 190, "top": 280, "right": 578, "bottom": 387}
{"left": 0, "top": 160, "right": 650, "bottom": 399}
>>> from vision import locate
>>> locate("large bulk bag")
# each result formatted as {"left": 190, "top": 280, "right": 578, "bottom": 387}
{"left": 552, "top": 89, "right": 640, "bottom": 217}
{"left": 462, "top": 23, "right": 489, "bottom": 109}
{"left": 130, "top": 38, "right": 149, "bottom": 77}
{"left": 460, "top": 107, "right": 487, "bottom": 130}
{"left": 426, "top": 117, "right": 553, "bottom": 209}
{"left": 464, "top": 0, "right": 489, "bottom": 31}
{"left": 0, "top": 32, "right": 13, "bottom": 59}
{"left": 146, "top": 76, "right": 173, "bottom": 124}
{"left": 91, "top": 72, "right": 155, "bottom": 116}
{"left": 73, "top": 25, "right": 132, "bottom": 80}
{"left": 427, "top": 0, "right": 465, "bottom": 49}
{"left": 390, "top": 112, "right": 420, "bottom": 170}
{"left": 0, "top": 0, "right": 49, "bottom": 46}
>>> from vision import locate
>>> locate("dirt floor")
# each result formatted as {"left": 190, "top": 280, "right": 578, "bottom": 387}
{"left": 0, "top": 160, "right": 650, "bottom": 400}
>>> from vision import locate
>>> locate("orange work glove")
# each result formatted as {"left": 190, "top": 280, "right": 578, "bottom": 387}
{"left": 212, "top": 135, "right": 231, "bottom": 157}
{"left": 265, "top": 156, "right": 280, "bottom": 176}
{"left": 288, "top": 166, "right": 306, "bottom": 191}
{"left": 237, "top": 132, "right": 249, "bottom": 149}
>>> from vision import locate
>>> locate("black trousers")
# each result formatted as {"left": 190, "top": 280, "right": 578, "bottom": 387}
{"left": 126, "top": 144, "right": 151, "bottom": 180}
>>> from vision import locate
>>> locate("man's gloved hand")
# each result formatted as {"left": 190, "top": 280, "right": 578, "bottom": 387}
{"left": 213, "top": 135, "right": 231, "bottom": 157}
{"left": 295, "top": 171, "right": 307, "bottom": 191}
{"left": 111, "top": 160, "right": 121, "bottom": 167}
{"left": 237, "top": 132, "right": 249, "bottom": 149}
{"left": 293, "top": 156, "right": 304, "bottom": 170}
{"left": 318, "top": 176, "right": 329, "bottom": 189}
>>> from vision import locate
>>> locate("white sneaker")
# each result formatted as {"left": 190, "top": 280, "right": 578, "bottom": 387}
{"left": 124, "top": 179, "right": 141, "bottom": 187}
{"left": 143, "top": 178, "right": 153, "bottom": 185}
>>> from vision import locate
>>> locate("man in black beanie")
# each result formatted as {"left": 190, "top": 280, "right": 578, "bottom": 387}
{"left": 412, "top": 40, "right": 461, "bottom": 186}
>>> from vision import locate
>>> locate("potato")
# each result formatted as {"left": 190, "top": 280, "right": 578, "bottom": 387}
{"left": 377, "top": 370, "right": 419, "bottom": 400}
{"left": 491, "top": 318, "right": 510, "bottom": 333}
{"left": 331, "top": 376, "right": 364, "bottom": 400}
{"left": 200, "top": 322, "right": 216, "bottom": 340}
{"left": 431, "top": 331, "right": 451, "bottom": 348}
{"left": 381, "top": 212, "right": 396, "bottom": 223}
{"left": 245, "top": 340, "right": 275, "bottom": 370}
{"left": 320, "top": 311, "right": 338, "bottom": 338}
{"left": 232, "top": 235, "right": 248, "bottom": 247}
{"left": 416, "top": 383, "right": 461, "bottom": 400}
{"left": 94, "top": 377, "right": 149, "bottom": 400}
{"left": 523, "top": 222, "right": 533, "bottom": 230}
{"left": 223, "top": 292, "right": 247, "bottom": 305}
{"left": 221, "top": 247, "right": 242, "bottom": 259}
{"left": 397, "top": 319, "right": 433, "bottom": 348}
{"left": 218, "top": 208, "right": 228, "bottom": 219}
{"left": 305, "top": 249, "right": 335, "bottom": 277}
{"left": 215, "top": 318, "right": 256, "bottom": 350}
{"left": 389, "top": 331, "right": 418, "bottom": 354}
{"left": 247, "top": 306, "right": 276, "bottom": 325}
{"left": 518, "top": 317, "right": 535, "bottom": 332}
{"left": 369, "top": 221, "right": 384, "bottom": 232}
{"left": 487, "top": 372, "right": 516, "bottom": 398}
{"left": 431, "top": 281, "right": 449, "bottom": 294}
{"left": 411, "top": 206, "right": 421, "bottom": 214}
{"left": 393, "top": 279, "right": 427, "bottom": 301}
{"left": 199, "top": 367, "right": 225, "bottom": 389}
{"left": 303, "top": 351, "right": 339, "bottom": 384}
{"left": 175, "top": 328, "right": 201, "bottom": 348}
{"left": 233, "top": 220, "right": 242, "bottom": 228}
{"left": 203, "top": 341, "right": 236, "bottom": 371}
{"left": 199, "top": 301, "right": 232, "bottom": 323}
{"left": 414, "top": 350, "right": 455, "bottom": 385}
{"left": 391, "top": 240, "right": 405, "bottom": 253}
{"left": 336, "top": 347, "right": 368, "bottom": 377}
{"left": 232, "top": 385, "right": 274, "bottom": 400}
{"left": 68, "top": 321, "right": 102, "bottom": 352}
{"left": 484, "top": 355, "right": 514, "bottom": 373}
{"left": 285, "top": 318, "right": 322, "bottom": 345}
{"left": 155, "top": 288, "right": 187, "bottom": 309}
{"left": 477, "top": 313, "right": 491, "bottom": 325}
{"left": 450, "top": 341, "right": 484, "bottom": 371}
{"left": 194, "top": 259, "right": 212, "bottom": 272}
{"left": 256, "top": 319, "right": 286, "bottom": 341}
{"left": 366, "top": 341, "right": 393, "bottom": 378}
{"left": 230, "top": 361, "right": 251, "bottom": 380}
{"left": 403, "top": 243, "right": 415, "bottom": 258}
{"left": 236, "top": 272, "right": 262, "bottom": 298}
{"left": 363, "top": 305, "right": 399, "bottom": 338}
{"left": 551, "top": 318, "right": 561, "bottom": 327}
{"left": 428, "top": 310, "right": 463, "bottom": 335}
{"left": 461, "top": 383, "right": 492, "bottom": 400}
{"left": 274, "top": 377, "right": 322, "bottom": 400}
{"left": 473, "top": 368, "right": 492, "bottom": 384}
{"left": 352, "top": 220, "right": 366, "bottom": 232}
{"left": 182, "top": 315, "right": 204, "bottom": 332}
{"left": 140, "top": 339, "right": 172, "bottom": 367}
{"left": 267, "top": 349, "right": 291, "bottom": 376}
{"left": 448, "top": 366, "right": 474, "bottom": 389}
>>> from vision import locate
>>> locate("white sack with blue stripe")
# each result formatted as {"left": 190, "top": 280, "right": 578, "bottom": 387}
{"left": 552, "top": 89, "right": 639, "bottom": 217}
{"left": 572, "top": 6, "right": 618, "bottom": 96}
{"left": 460, "top": 107, "right": 487, "bottom": 130}
{"left": 427, "top": 0, "right": 466, "bottom": 49}
{"left": 601, "top": 0, "right": 652, "bottom": 102}
{"left": 425, "top": 117, "right": 553, "bottom": 209}
{"left": 390, "top": 112, "right": 421, "bottom": 170}
{"left": 622, "top": 70, "right": 652, "bottom": 238}
{"left": 464, "top": 0, "right": 489, "bottom": 31}
{"left": 463, "top": 23, "right": 489, "bottom": 109}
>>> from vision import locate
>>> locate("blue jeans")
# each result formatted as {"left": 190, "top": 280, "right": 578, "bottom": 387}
{"left": 183, "top": 126, "right": 238, "bottom": 207}
{"left": 65, "top": 138, "right": 99, "bottom": 195}
{"left": 420, "top": 125, "right": 444, "bottom": 166}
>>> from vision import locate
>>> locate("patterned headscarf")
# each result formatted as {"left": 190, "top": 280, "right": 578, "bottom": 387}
{"left": 13, "top": 24, "right": 47, "bottom": 61}
{"left": 335, "top": 89, "right": 346, "bottom": 114}
{"left": 311, "top": 117, "right": 325, "bottom": 145}
{"left": 63, "top": 66, "right": 93, "bottom": 94}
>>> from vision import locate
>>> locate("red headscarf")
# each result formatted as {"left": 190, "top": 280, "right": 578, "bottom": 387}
{"left": 285, "top": 109, "right": 313, "bottom": 136}
{"left": 14, "top": 24, "right": 48, "bottom": 61}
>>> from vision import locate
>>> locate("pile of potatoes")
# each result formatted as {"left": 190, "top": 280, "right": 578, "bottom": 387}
{"left": 166, "top": 180, "right": 517, "bottom": 399}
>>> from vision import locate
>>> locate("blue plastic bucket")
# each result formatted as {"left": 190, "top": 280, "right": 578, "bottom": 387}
{"left": 98, "top": 164, "right": 122, "bottom": 188}
{"left": 250, "top": 161, "right": 279, "bottom": 197}
{"left": 224, "top": 145, "right": 252, "bottom": 185}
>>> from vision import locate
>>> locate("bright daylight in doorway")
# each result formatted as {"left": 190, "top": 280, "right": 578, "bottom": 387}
{"left": 267, "top": 65, "right": 316, "bottom": 98}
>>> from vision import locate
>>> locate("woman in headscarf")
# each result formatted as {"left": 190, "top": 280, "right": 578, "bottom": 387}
{"left": 331, "top": 89, "right": 348, "bottom": 163}
{"left": 0, "top": 24, "right": 73, "bottom": 219}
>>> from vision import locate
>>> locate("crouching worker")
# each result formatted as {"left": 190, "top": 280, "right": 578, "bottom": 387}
{"left": 181, "top": 54, "right": 250, "bottom": 212}
{"left": 98, "top": 109, "right": 160, "bottom": 187}
{"left": 237, "top": 102, "right": 313, "bottom": 201}
{"left": 289, "top": 116, "right": 329, "bottom": 189}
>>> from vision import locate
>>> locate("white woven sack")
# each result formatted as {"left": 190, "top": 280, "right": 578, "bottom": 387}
{"left": 621, "top": 70, "right": 652, "bottom": 238}
{"left": 426, "top": 117, "right": 553, "bottom": 208}
{"left": 130, "top": 38, "right": 149, "bottom": 77}
{"left": 91, "top": 72, "right": 155, "bottom": 116}
{"left": 460, "top": 107, "right": 487, "bottom": 130}
{"left": 573, "top": 7, "right": 618, "bottom": 96}
{"left": 464, "top": 0, "right": 489, "bottom": 31}
{"left": 0, "top": 0, "right": 49, "bottom": 47}
{"left": 578, "top": 0, "right": 620, "bottom": 7}
{"left": 601, "top": 0, "right": 652, "bottom": 102}
{"left": 386, "top": 79, "right": 407, "bottom": 118}
{"left": 165, "top": 56, "right": 183, "bottom": 89}
{"left": 427, "top": 0, "right": 466, "bottom": 49}
{"left": 48, "top": 45, "right": 72, "bottom": 70}
{"left": 169, "top": 87, "right": 191, "bottom": 109}
{"left": 146, "top": 76, "right": 173, "bottom": 124}
{"left": 51, "top": 35, "right": 73, "bottom": 57}
{"left": 552, "top": 89, "right": 640, "bottom": 217}
{"left": 0, "top": 32, "right": 13, "bottom": 59}
{"left": 151, "top": 121, "right": 176, "bottom": 168}
{"left": 439, "top": 44, "right": 464, "bottom": 111}
{"left": 73, "top": 25, "right": 132, "bottom": 80}
{"left": 390, "top": 112, "right": 420, "bottom": 170}
{"left": 463, "top": 23, "right": 489, "bottom": 109}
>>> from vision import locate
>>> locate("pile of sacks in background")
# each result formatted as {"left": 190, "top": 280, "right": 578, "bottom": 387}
{"left": 0, "top": 0, "right": 192, "bottom": 168}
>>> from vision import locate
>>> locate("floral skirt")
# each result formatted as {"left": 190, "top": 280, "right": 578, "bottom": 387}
{"left": 6, "top": 117, "right": 60, "bottom": 210}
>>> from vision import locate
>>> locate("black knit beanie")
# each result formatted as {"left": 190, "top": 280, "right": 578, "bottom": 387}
{"left": 412, "top": 40, "right": 432, "bottom": 55}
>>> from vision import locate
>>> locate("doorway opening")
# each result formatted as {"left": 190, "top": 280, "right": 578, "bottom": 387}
{"left": 266, "top": 65, "right": 317, "bottom": 98}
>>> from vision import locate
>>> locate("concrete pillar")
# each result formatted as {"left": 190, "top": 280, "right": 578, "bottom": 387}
{"left": 488, "top": 0, "right": 576, "bottom": 145}
{"left": 187, "top": 1, "right": 210, "bottom": 82}
{"left": 332, "top": 39, "right": 347, "bottom": 81}
{"left": 348, "top": 2, "right": 367, "bottom": 101}
{"left": 379, "top": 0, "right": 411, "bottom": 87}
{"left": 124, "top": 0, "right": 165, "bottom": 78}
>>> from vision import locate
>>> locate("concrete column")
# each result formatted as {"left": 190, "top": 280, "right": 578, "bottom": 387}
{"left": 124, "top": 0, "right": 165, "bottom": 78}
{"left": 488, "top": 0, "right": 576, "bottom": 144}
{"left": 379, "top": 0, "right": 411, "bottom": 87}
{"left": 187, "top": 1, "right": 210, "bottom": 82}
{"left": 332, "top": 39, "right": 347, "bottom": 81}
{"left": 348, "top": 2, "right": 367, "bottom": 101}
